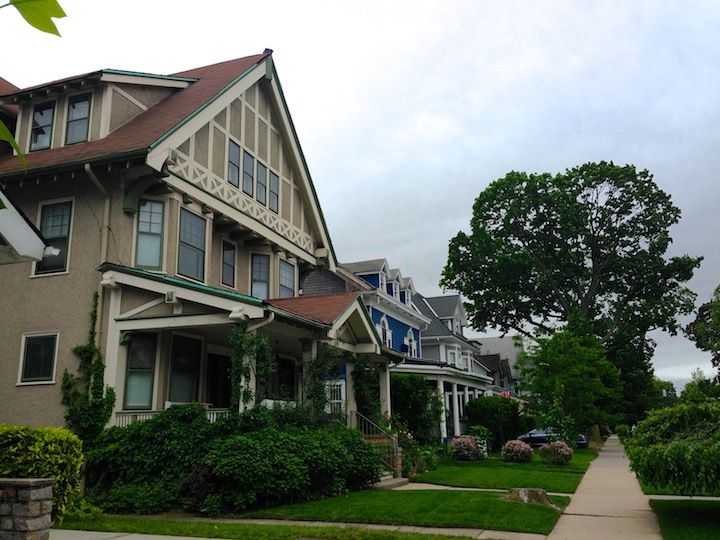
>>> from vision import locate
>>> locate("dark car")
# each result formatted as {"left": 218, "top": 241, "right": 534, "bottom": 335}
{"left": 517, "top": 428, "right": 589, "bottom": 448}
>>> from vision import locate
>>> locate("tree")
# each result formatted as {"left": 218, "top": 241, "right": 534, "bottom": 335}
{"left": 465, "top": 395, "right": 532, "bottom": 450}
{"left": 647, "top": 377, "right": 677, "bottom": 410}
{"left": 686, "top": 285, "right": 720, "bottom": 382}
{"left": 680, "top": 368, "right": 720, "bottom": 402}
{"left": 519, "top": 329, "right": 620, "bottom": 434}
{"left": 441, "top": 162, "right": 701, "bottom": 422}
{"left": 390, "top": 374, "right": 443, "bottom": 444}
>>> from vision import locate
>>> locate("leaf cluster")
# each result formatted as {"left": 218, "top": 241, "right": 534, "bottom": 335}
{"left": 686, "top": 285, "right": 720, "bottom": 381}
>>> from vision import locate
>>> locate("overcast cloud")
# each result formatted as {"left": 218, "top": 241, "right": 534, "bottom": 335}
{"left": 2, "top": 0, "right": 718, "bottom": 390}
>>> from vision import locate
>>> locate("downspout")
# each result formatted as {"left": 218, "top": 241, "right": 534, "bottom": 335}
{"left": 84, "top": 163, "right": 111, "bottom": 344}
{"left": 246, "top": 311, "right": 275, "bottom": 332}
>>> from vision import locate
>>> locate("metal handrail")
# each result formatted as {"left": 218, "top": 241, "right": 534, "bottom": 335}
{"left": 349, "top": 410, "right": 399, "bottom": 475}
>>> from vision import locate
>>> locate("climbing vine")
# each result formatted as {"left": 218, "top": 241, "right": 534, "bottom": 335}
{"left": 61, "top": 292, "right": 116, "bottom": 444}
{"left": 303, "top": 343, "right": 345, "bottom": 418}
{"left": 228, "top": 324, "right": 276, "bottom": 413}
{"left": 352, "top": 354, "right": 382, "bottom": 422}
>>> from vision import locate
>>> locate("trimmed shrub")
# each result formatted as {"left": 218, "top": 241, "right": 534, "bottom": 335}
{"left": 0, "top": 424, "right": 83, "bottom": 518}
{"left": 452, "top": 435, "right": 482, "bottom": 461}
{"left": 539, "top": 440, "right": 574, "bottom": 465}
{"left": 615, "top": 423, "right": 630, "bottom": 439}
{"left": 501, "top": 439, "right": 533, "bottom": 462}
{"left": 625, "top": 402, "right": 720, "bottom": 496}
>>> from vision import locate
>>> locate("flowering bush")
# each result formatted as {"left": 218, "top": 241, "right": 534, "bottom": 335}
{"left": 501, "top": 439, "right": 533, "bottom": 462}
{"left": 539, "top": 440, "right": 574, "bottom": 465}
{"left": 452, "top": 435, "right": 482, "bottom": 461}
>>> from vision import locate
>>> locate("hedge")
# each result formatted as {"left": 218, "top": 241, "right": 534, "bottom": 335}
{"left": 0, "top": 424, "right": 83, "bottom": 517}
{"left": 625, "top": 402, "right": 720, "bottom": 496}
{"left": 86, "top": 404, "right": 381, "bottom": 514}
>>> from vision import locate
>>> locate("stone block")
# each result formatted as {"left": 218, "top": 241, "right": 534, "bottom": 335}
{"left": 0, "top": 517, "right": 13, "bottom": 530}
{"left": 39, "top": 502, "right": 52, "bottom": 515}
{"left": 1, "top": 489, "right": 16, "bottom": 501}
{"left": 11, "top": 503, "right": 42, "bottom": 518}
{"left": 13, "top": 515, "right": 50, "bottom": 532}
{"left": 0, "top": 505, "right": 10, "bottom": 516}
{"left": 16, "top": 489, "right": 51, "bottom": 503}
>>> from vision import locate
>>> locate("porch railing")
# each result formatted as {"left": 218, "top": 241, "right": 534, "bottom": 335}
{"left": 349, "top": 410, "right": 399, "bottom": 476}
{"left": 115, "top": 408, "right": 230, "bottom": 427}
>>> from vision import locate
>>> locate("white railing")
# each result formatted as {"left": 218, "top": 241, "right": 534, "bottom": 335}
{"left": 115, "top": 408, "right": 230, "bottom": 427}
{"left": 325, "top": 381, "right": 345, "bottom": 415}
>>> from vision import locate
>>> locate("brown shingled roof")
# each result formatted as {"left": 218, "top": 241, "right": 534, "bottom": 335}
{"left": 0, "top": 77, "right": 19, "bottom": 116}
{"left": 0, "top": 53, "right": 270, "bottom": 176}
{"left": 269, "top": 293, "right": 360, "bottom": 325}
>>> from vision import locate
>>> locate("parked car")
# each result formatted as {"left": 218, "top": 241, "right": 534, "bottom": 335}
{"left": 517, "top": 428, "right": 589, "bottom": 448}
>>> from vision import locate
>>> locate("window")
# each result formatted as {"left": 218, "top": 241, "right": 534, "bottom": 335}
{"left": 123, "top": 333, "right": 156, "bottom": 409}
{"left": 269, "top": 172, "right": 280, "bottom": 213}
{"left": 136, "top": 200, "right": 164, "bottom": 270}
{"left": 279, "top": 259, "right": 295, "bottom": 298}
{"left": 65, "top": 93, "right": 91, "bottom": 144}
{"left": 222, "top": 241, "right": 236, "bottom": 287}
{"left": 228, "top": 140, "right": 241, "bottom": 187}
{"left": 405, "top": 329, "right": 417, "bottom": 357}
{"left": 256, "top": 163, "right": 267, "bottom": 205}
{"left": 35, "top": 200, "right": 72, "bottom": 274}
{"left": 243, "top": 151, "right": 254, "bottom": 196}
{"left": 20, "top": 334, "right": 57, "bottom": 383}
{"left": 30, "top": 102, "right": 55, "bottom": 151}
{"left": 377, "top": 316, "right": 392, "bottom": 348}
{"left": 251, "top": 254, "right": 270, "bottom": 299}
{"left": 178, "top": 209, "right": 206, "bottom": 281}
{"left": 447, "top": 349, "right": 457, "bottom": 366}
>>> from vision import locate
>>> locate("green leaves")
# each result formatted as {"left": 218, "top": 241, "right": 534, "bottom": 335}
{"left": 8, "top": 0, "right": 66, "bottom": 36}
{"left": 0, "top": 119, "right": 25, "bottom": 171}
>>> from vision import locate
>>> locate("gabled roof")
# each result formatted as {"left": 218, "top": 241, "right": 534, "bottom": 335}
{"left": 424, "top": 294, "right": 462, "bottom": 318}
{"left": 415, "top": 292, "right": 454, "bottom": 337}
{"left": 0, "top": 53, "right": 270, "bottom": 176}
{"left": 268, "top": 292, "right": 360, "bottom": 325}
{"left": 342, "top": 259, "right": 388, "bottom": 275}
{"left": 388, "top": 268, "right": 401, "bottom": 281}
{"left": 475, "top": 353, "right": 512, "bottom": 378}
{"left": 0, "top": 77, "right": 19, "bottom": 116}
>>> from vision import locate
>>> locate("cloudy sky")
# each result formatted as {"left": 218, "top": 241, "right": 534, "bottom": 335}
{"left": 2, "top": 0, "right": 718, "bottom": 390}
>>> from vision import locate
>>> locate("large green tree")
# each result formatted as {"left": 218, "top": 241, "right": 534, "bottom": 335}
{"left": 442, "top": 162, "right": 701, "bottom": 422}
{"left": 686, "top": 285, "right": 720, "bottom": 381}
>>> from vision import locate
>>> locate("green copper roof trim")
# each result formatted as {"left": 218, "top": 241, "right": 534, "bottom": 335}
{"left": 97, "top": 262, "right": 264, "bottom": 306}
{"left": 148, "top": 53, "right": 270, "bottom": 151}
{"left": 101, "top": 69, "right": 197, "bottom": 83}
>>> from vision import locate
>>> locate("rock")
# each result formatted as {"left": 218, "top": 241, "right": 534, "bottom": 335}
{"left": 504, "top": 488, "right": 561, "bottom": 510}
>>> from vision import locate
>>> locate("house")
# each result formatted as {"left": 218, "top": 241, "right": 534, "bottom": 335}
{"left": 472, "top": 335, "right": 525, "bottom": 396}
{"left": 0, "top": 51, "right": 392, "bottom": 428}
{"left": 304, "top": 261, "right": 493, "bottom": 439}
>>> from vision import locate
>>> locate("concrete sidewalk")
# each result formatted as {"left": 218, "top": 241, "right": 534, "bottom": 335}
{"left": 547, "top": 435, "right": 661, "bottom": 540}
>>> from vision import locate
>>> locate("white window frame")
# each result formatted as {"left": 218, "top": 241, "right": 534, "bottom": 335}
{"left": 376, "top": 315, "right": 392, "bottom": 348}
{"left": 123, "top": 331, "right": 159, "bottom": 410}
{"left": 133, "top": 198, "right": 166, "bottom": 272}
{"left": 17, "top": 331, "right": 59, "bottom": 386}
{"left": 221, "top": 240, "right": 237, "bottom": 289}
{"left": 250, "top": 251, "right": 271, "bottom": 300}
{"left": 279, "top": 258, "right": 296, "bottom": 298}
{"left": 28, "top": 100, "right": 56, "bottom": 152}
{"left": 62, "top": 90, "right": 93, "bottom": 145}
{"left": 31, "top": 196, "right": 74, "bottom": 278}
{"left": 166, "top": 331, "right": 206, "bottom": 405}
{"left": 176, "top": 206, "right": 209, "bottom": 284}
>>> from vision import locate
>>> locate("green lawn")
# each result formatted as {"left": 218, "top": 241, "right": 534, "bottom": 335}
{"left": 58, "top": 515, "right": 467, "bottom": 540}
{"left": 247, "top": 489, "right": 570, "bottom": 535}
{"left": 650, "top": 500, "right": 720, "bottom": 540}
{"left": 416, "top": 449, "right": 598, "bottom": 494}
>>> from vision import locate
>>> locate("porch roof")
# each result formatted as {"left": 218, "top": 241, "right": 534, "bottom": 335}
{"left": 268, "top": 292, "right": 360, "bottom": 325}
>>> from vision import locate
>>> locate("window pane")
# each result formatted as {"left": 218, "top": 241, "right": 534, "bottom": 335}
{"left": 137, "top": 234, "right": 162, "bottom": 268}
{"left": 222, "top": 242, "right": 235, "bottom": 287}
{"left": 124, "top": 333, "right": 156, "bottom": 409}
{"left": 257, "top": 163, "right": 267, "bottom": 205}
{"left": 178, "top": 209, "right": 205, "bottom": 280}
{"left": 243, "top": 152, "right": 254, "bottom": 196}
{"left": 22, "top": 335, "right": 56, "bottom": 382}
{"left": 251, "top": 254, "right": 270, "bottom": 299}
{"left": 136, "top": 200, "right": 163, "bottom": 269}
{"left": 65, "top": 94, "right": 91, "bottom": 144}
{"left": 36, "top": 201, "right": 71, "bottom": 274}
{"left": 30, "top": 103, "right": 54, "bottom": 151}
{"left": 269, "top": 172, "right": 279, "bottom": 213}
{"left": 228, "top": 141, "right": 241, "bottom": 187}
{"left": 279, "top": 260, "right": 294, "bottom": 298}
{"left": 125, "top": 372, "right": 153, "bottom": 408}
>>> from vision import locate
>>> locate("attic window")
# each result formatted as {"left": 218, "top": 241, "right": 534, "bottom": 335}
{"left": 30, "top": 101, "right": 55, "bottom": 151}
{"left": 65, "top": 93, "right": 91, "bottom": 144}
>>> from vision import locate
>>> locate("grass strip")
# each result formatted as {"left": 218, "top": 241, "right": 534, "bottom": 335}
{"left": 417, "top": 449, "right": 598, "bottom": 494}
{"left": 248, "top": 489, "right": 569, "bottom": 535}
{"left": 58, "top": 515, "right": 467, "bottom": 540}
{"left": 650, "top": 500, "right": 720, "bottom": 540}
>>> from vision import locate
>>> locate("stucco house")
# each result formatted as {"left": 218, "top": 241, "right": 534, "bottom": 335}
{"left": 304, "top": 261, "right": 493, "bottom": 439}
{"left": 0, "top": 51, "right": 393, "bottom": 428}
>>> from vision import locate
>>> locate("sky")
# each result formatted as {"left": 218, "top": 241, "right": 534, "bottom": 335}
{"left": 2, "top": 0, "right": 718, "bottom": 391}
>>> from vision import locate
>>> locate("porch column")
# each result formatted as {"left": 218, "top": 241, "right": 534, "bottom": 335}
{"left": 452, "top": 383, "right": 461, "bottom": 437}
{"left": 437, "top": 378, "right": 447, "bottom": 440}
{"left": 103, "top": 286, "right": 123, "bottom": 426}
{"left": 238, "top": 332, "right": 259, "bottom": 413}
{"left": 345, "top": 362, "right": 358, "bottom": 427}
{"left": 474, "top": 388, "right": 480, "bottom": 400}
{"left": 464, "top": 386, "right": 470, "bottom": 405}
{"left": 378, "top": 364, "right": 391, "bottom": 420}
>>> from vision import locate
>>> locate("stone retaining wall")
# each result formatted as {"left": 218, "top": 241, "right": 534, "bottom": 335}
{"left": 0, "top": 478, "right": 53, "bottom": 540}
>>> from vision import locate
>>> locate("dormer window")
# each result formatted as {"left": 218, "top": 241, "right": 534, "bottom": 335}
{"left": 65, "top": 93, "right": 91, "bottom": 144}
{"left": 30, "top": 102, "right": 55, "bottom": 151}
{"left": 379, "top": 272, "right": 386, "bottom": 292}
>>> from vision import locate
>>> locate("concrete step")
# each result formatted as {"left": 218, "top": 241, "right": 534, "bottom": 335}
{"left": 373, "top": 476, "right": 409, "bottom": 489}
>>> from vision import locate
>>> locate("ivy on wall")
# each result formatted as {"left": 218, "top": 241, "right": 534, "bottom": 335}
{"left": 352, "top": 355, "right": 382, "bottom": 422}
{"left": 61, "top": 292, "right": 116, "bottom": 444}
{"left": 228, "top": 324, "right": 275, "bottom": 413}
{"left": 303, "top": 343, "right": 345, "bottom": 418}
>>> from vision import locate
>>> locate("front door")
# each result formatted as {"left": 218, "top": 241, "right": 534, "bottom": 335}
{"left": 168, "top": 335, "right": 202, "bottom": 403}
{"left": 206, "top": 354, "right": 231, "bottom": 409}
